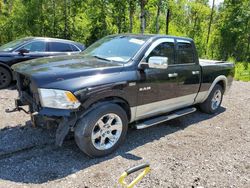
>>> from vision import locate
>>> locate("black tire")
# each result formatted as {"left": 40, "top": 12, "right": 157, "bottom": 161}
{"left": 74, "top": 103, "right": 128, "bottom": 157}
{"left": 0, "top": 66, "right": 12, "bottom": 89}
{"left": 199, "top": 84, "right": 223, "bottom": 114}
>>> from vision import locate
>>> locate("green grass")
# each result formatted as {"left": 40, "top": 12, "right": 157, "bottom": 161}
{"left": 234, "top": 62, "right": 250, "bottom": 81}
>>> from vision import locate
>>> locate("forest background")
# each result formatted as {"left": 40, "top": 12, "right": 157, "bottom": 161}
{"left": 0, "top": 0, "right": 249, "bottom": 80}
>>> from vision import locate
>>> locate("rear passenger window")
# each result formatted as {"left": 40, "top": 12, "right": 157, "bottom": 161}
{"left": 177, "top": 42, "right": 194, "bottom": 64}
{"left": 48, "top": 42, "right": 72, "bottom": 52}
{"left": 147, "top": 42, "right": 175, "bottom": 64}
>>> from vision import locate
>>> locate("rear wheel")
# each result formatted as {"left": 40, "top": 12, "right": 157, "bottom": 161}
{"left": 74, "top": 103, "right": 128, "bottom": 157}
{"left": 0, "top": 66, "right": 12, "bottom": 89}
{"left": 199, "top": 84, "right": 223, "bottom": 114}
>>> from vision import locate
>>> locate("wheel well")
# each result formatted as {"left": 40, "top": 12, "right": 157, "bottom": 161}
{"left": 217, "top": 80, "right": 226, "bottom": 93}
{"left": 0, "top": 64, "right": 13, "bottom": 78}
{"left": 88, "top": 97, "right": 131, "bottom": 122}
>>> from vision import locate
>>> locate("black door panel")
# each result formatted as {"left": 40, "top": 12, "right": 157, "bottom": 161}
{"left": 137, "top": 67, "right": 178, "bottom": 106}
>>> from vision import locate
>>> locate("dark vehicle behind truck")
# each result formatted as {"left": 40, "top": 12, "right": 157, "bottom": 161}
{"left": 10, "top": 34, "right": 234, "bottom": 157}
{"left": 0, "top": 37, "right": 85, "bottom": 89}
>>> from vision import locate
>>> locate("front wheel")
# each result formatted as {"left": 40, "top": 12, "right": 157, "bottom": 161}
{"left": 74, "top": 103, "right": 128, "bottom": 157}
{"left": 199, "top": 84, "right": 223, "bottom": 114}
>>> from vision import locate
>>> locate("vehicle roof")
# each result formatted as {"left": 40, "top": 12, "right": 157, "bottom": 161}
{"left": 108, "top": 33, "right": 194, "bottom": 42}
{"left": 22, "top": 37, "right": 82, "bottom": 44}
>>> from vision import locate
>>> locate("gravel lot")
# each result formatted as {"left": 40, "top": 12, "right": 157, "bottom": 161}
{"left": 0, "top": 81, "right": 249, "bottom": 188}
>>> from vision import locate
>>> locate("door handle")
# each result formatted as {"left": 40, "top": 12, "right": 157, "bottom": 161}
{"left": 168, "top": 73, "right": 178, "bottom": 78}
{"left": 192, "top": 71, "right": 200, "bottom": 75}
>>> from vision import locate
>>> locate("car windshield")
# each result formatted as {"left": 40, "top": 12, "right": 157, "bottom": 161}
{"left": 82, "top": 36, "right": 148, "bottom": 63}
{"left": 0, "top": 38, "right": 30, "bottom": 52}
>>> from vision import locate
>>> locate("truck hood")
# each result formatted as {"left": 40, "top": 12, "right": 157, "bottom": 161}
{"left": 12, "top": 55, "right": 124, "bottom": 90}
{"left": 12, "top": 55, "right": 123, "bottom": 76}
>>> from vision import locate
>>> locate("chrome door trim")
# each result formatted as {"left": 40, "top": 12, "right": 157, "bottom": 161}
{"left": 138, "top": 38, "right": 175, "bottom": 68}
{"left": 130, "top": 93, "right": 197, "bottom": 122}
{"left": 168, "top": 73, "right": 178, "bottom": 78}
{"left": 176, "top": 39, "right": 191, "bottom": 44}
{"left": 144, "top": 38, "right": 175, "bottom": 57}
{"left": 192, "top": 71, "right": 200, "bottom": 75}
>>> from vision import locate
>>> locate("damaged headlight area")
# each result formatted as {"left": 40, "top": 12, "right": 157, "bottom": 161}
{"left": 38, "top": 88, "right": 81, "bottom": 109}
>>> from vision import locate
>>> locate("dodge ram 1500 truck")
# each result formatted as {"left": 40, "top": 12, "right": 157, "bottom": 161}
{"left": 10, "top": 34, "right": 234, "bottom": 157}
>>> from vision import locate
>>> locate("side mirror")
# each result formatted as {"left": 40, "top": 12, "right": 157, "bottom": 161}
{"left": 18, "top": 48, "right": 29, "bottom": 55}
{"left": 148, "top": 56, "right": 168, "bottom": 69}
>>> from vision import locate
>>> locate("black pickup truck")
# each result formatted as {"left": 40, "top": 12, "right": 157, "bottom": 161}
{"left": 10, "top": 34, "right": 234, "bottom": 157}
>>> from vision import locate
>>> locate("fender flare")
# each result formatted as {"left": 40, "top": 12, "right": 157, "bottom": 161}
{"left": 80, "top": 89, "right": 132, "bottom": 121}
{"left": 196, "top": 75, "right": 228, "bottom": 104}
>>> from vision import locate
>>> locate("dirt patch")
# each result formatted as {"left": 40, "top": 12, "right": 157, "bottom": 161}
{"left": 0, "top": 81, "right": 249, "bottom": 187}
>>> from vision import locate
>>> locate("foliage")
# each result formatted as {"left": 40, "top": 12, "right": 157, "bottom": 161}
{"left": 0, "top": 0, "right": 249, "bottom": 64}
{"left": 234, "top": 62, "right": 250, "bottom": 82}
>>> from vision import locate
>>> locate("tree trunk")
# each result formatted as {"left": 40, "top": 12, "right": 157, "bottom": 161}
{"left": 52, "top": 0, "right": 56, "bottom": 37}
{"left": 0, "top": 0, "right": 3, "bottom": 14}
{"left": 40, "top": 1, "right": 45, "bottom": 36}
{"left": 156, "top": 0, "right": 162, "bottom": 34}
{"left": 129, "top": 0, "right": 135, "bottom": 33}
{"left": 68, "top": 0, "right": 71, "bottom": 38}
{"left": 140, "top": 0, "right": 146, "bottom": 34}
{"left": 205, "top": 0, "right": 215, "bottom": 55}
{"left": 245, "top": 19, "right": 250, "bottom": 61}
{"left": 7, "top": 0, "right": 13, "bottom": 14}
{"left": 191, "top": 12, "right": 198, "bottom": 38}
{"left": 64, "top": 0, "right": 68, "bottom": 39}
{"left": 166, "top": 8, "right": 170, "bottom": 35}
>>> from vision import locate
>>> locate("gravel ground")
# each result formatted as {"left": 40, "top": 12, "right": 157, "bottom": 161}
{"left": 0, "top": 81, "right": 249, "bottom": 188}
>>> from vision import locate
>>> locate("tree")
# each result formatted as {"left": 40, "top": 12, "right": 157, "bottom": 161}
{"left": 205, "top": 0, "right": 215, "bottom": 55}
{"left": 155, "top": 0, "right": 162, "bottom": 33}
{"left": 139, "top": 0, "right": 147, "bottom": 34}
{"left": 128, "top": 0, "right": 136, "bottom": 33}
{"left": 0, "top": 0, "right": 249, "bottom": 62}
{"left": 165, "top": 7, "right": 170, "bottom": 34}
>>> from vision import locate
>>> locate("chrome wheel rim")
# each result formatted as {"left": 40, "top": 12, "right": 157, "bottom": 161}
{"left": 211, "top": 90, "right": 222, "bottom": 110}
{"left": 91, "top": 113, "right": 123, "bottom": 150}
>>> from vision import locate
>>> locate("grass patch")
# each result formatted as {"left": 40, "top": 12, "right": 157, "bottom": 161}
{"left": 234, "top": 62, "right": 250, "bottom": 81}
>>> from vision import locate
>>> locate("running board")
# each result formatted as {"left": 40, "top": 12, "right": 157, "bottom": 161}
{"left": 135, "top": 107, "right": 196, "bottom": 129}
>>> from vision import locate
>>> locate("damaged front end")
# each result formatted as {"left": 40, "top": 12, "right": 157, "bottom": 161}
{"left": 6, "top": 72, "right": 80, "bottom": 146}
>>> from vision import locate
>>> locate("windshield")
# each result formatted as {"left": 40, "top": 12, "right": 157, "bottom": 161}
{"left": 0, "top": 38, "right": 30, "bottom": 52}
{"left": 82, "top": 36, "right": 148, "bottom": 63}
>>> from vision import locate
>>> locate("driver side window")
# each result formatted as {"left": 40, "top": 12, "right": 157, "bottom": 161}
{"left": 147, "top": 42, "right": 175, "bottom": 64}
{"left": 21, "top": 41, "right": 46, "bottom": 52}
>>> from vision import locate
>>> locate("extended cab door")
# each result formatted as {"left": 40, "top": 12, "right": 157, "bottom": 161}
{"left": 135, "top": 38, "right": 201, "bottom": 121}
{"left": 173, "top": 39, "right": 201, "bottom": 105}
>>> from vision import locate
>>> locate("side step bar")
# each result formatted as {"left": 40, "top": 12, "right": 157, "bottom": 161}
{"left": 135, "top": 107, "right": 196, "bottom": 129}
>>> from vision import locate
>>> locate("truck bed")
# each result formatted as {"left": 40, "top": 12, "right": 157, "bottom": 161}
{"left": 198, "top": 59, "right": 234, "bottom": 95}
{"left": 199, "top": 59, "right": 232, "bottom": 65}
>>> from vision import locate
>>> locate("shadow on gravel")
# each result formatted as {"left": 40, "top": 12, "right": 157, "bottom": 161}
{"left": 4, "top": 83, "right": 16, "bottom": 90}
{"left": 0, "top": 107, "right": 226, "bottom": 184}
